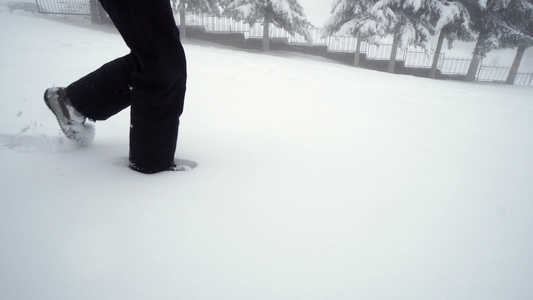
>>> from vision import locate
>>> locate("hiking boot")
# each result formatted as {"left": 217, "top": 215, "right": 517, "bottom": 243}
{"left": 129, "top": 159, "right": 197, "bottom": 174}
{"left": 44, "top": 87, "right": 94, "bottom": 145}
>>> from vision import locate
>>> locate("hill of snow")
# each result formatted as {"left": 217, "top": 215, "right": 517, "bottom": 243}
{"left": 1, "top": 8, "right": 532, "bottom": 300}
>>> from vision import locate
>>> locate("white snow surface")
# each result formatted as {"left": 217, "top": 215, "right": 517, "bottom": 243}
{"left": 1, "top": 9, "right": 533, "bottom": 300}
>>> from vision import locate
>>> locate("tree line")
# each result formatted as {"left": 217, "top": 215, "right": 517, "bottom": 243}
{"left": 173, "top": 0, "right": 533, "bottom": 84}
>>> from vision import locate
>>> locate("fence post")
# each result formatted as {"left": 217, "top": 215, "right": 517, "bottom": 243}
{"left": 354, "top": 35, "right": 361, "bottom": 67}
{"left": 179, "top": 5, "right": 186, "bottom": 39}
{"left": 388, "top": 37, "right": 399, "bottom": 73}
{"left": 89, "top": 0, "right": 108, "bottom": 24}
{"left": 89, "top": 0, "right": 99, "bottom": 24}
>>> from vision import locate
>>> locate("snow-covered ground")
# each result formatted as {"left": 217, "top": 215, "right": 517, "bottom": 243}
{"left": 1, "top": 7, "right": 533, "bottom": 300}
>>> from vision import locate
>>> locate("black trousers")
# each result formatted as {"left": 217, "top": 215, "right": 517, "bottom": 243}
{"left": 66, "top": 0, "right": 187, "bottom": 173}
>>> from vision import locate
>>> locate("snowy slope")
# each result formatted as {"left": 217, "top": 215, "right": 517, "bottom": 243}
{"left": 1, "top": 9, "right": 533, "bottom": 300}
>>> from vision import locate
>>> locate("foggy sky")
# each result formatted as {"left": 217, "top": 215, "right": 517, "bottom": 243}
{"left": 299, "top": 0, "right": 332, "bottom": 26}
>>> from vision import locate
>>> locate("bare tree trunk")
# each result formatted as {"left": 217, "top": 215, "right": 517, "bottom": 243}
{"left": 430, "top": 31, "right": 445, "bottom": 79}
{"left": 506, "top": 45, "right": 527, "bottom": 85}
{"left": 465, "top": 56, "right": 481, "bottom": 82}
{"left": 354, "top": 35, "right": 361, "bottom": 67}
{"left": 262, "top": 19, "right": 270, "bottom": 52}
{"left": 466, "top": 37, "right": 484, "bottom": 82}
{"left": 388, "top": 36, "right": 399, "bottom": 73}
{"left": 179, "top": 2, "right": 187, "bottom": 39}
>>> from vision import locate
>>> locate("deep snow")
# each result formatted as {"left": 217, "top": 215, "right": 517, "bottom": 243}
{"left": 1, "top": 8, "right": 533, "bottom": 300}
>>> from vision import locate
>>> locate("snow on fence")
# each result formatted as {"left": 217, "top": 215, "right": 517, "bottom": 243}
{"left": 36, "top": 0, "right": 90, "bottom": 15}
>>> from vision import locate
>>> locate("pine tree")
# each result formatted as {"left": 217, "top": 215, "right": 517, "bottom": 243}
{"left": 221, "top": 0, "right": 312, "bottom": 51}
{"left": 322, "top": 0, "right": 382, "bottom": 67}
{"left": 504, "top": 0, "right": 533, "bottom": 84}
{"left": 462, "top": 0, "right": 531, "bottom": 81}
{"left": 369, "top": 0, "right": 453, "bottom": 73}
{"left": 177, "top": 0, "right": 221, "bottom": 38}
{"left": 324, "top": 0, "right": 457, "bottom": 72}
{"left": 429, "top": 1, "right": 475, "bottom": 79}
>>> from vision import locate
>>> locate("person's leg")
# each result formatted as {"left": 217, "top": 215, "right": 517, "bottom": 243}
{"left": 45, "top": 37, "right": 136, "bottom": 144}
{"left": 99, "top": 0, "right": 187, "bottom": 173}
{"left": 66, "top": 54, "right": 136, "bottom": 121}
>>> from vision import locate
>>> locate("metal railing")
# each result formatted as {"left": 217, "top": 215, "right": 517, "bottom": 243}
{"left": 440, "top": 57, "right": 471, "bottom": 75}
{"left": 477, "top": 66, "right": 510, "bottom": 82}
{"left": 404, "top": 51, "right": 437, "bottom": 68}
{"left": 36, "top": 0, "right": 90, "bottom": 15}
{"left": 515, "top": 72, "right": 533, "bottom": 86}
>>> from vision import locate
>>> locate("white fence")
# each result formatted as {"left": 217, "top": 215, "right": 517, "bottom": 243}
{"left": 515, "top": 72, "right": 533, "bottom": 86}
{"left": 36, "top": 0, "right": 90, "bottom": 15}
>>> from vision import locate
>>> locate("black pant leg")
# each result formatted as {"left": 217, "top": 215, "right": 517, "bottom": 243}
{"left": 70, "top": 0, "right": 187, "bottom": 173}
{"left": 66, "top": 54, "right": 136, "bottom": 121}
{"left": 100, "top": 0, "right": 187, "bottom": 173}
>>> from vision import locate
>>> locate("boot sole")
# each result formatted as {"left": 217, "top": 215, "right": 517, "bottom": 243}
{"left": 43, "top": 88, "right": 87, "bottom": 144}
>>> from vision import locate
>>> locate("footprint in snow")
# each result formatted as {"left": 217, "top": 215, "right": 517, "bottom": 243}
{"left": 0, "top": 134, "right": 74, "bottom": 153}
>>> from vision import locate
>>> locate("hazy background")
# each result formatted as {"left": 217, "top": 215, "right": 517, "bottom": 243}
{"left": 299, "top": 0, "right": 332, "bottom": 26}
